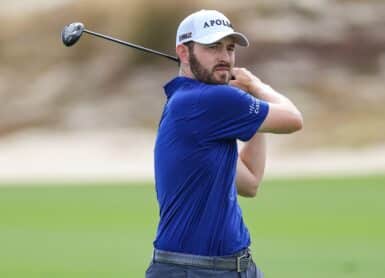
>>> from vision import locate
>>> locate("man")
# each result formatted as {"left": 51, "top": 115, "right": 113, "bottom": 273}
{"left": 146, "top": 10, "right": 303, "bottom": 277}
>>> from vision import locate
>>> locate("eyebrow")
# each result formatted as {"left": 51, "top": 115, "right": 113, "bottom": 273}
{"left": 207, "top": 42, "right": 235, "bottom": 47}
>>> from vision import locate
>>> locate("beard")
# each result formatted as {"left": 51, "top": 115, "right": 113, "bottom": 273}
{"left": 188, "top": 51, "right": 232, "bottom": 85}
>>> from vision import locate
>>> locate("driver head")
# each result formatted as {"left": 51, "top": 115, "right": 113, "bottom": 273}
{"left": 62, "top": 22, "right": 85, "bottom": 47}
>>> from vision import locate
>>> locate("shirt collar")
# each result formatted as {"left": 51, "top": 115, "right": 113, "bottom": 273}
{"left": 163, "top": 76, "right": 202, "bottom": 98}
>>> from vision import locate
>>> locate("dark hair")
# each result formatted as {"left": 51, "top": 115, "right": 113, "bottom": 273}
{"left": 178, "top": 41, "right": 195, "bottom": 66}
{"left": 184, "top": 41, "right": 194, "bottom": 51}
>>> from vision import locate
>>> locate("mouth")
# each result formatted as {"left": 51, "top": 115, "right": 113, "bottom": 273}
{"left": 214, "top": 63, "right": 231, "bottom": 70}
{"left": 214, "top": 66, "right": 230, "bottom": 72}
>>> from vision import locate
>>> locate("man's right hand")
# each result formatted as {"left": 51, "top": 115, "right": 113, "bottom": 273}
{"left": 229, "top": 67, "right": 263, "bottom": 97}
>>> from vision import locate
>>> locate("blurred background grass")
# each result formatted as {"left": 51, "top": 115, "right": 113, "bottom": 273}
{"left": 1, "top": 175, "right": 384, "bottom": 277}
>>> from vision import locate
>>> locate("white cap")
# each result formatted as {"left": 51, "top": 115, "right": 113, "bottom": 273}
{"left": 176, "top": 10, "right": 249, "bottom": 47}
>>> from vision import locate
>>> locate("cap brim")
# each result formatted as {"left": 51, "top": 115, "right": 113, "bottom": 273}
{"left": 194, "top": 31, "right": 249, "bottom": 47}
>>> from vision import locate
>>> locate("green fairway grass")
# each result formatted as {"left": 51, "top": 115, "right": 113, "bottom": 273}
{"left": 0, "top": 175, "right": 384, "bottom": 277}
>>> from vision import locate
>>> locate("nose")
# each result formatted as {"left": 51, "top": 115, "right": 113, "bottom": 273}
{"left": 218, "top": 48, "right": 231, "bottom": 62}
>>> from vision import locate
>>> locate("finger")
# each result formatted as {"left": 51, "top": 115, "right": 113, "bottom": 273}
{"left": 232, "top": 67, "right": 241, "bottom": 73}
{"left": 231, "top": 67, "right": 242, "bottom": 76}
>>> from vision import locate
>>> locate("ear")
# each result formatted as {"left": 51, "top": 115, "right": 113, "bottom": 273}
{"left": 176, "top": 44, "right": 190, "bottom": 64}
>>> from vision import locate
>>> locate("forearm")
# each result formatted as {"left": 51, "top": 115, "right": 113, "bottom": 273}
{"left": 230, "top": 68, "right": 303, "bottom": 133}
{"left": 236, "top": 133, "right": 266, "bottom": 197}
{"left": 250, "top": 83, "right": 302, "bottom": 117}
{"left": 251, "top": 83, "right": 293, "bottom": 105}
{"left": 240, "top": 132, "right": 266, "bottom": 180}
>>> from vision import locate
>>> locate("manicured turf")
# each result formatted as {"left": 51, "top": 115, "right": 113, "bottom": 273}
{"left": 0, "top": 175, "right": 384, "bottom": 277}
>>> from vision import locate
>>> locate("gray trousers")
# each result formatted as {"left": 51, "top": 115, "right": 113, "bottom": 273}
{"left": 145, "top": 259, "right": 264, "bottom": 278}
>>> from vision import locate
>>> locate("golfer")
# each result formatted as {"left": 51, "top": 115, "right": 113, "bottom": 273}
{"left": 146, "top": 10, "right": 303, "bottom": 277}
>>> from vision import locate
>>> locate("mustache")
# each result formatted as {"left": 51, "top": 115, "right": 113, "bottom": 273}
{"left": 213, "top": 63, "right": 231, "bottom": 71}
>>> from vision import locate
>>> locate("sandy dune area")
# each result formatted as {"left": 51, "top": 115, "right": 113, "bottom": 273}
{"left": 0, "top": 129, "right": 384, "bottom": 184}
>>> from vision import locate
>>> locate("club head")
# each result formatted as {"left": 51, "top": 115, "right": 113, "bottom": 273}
{"left": 62, "top": 22, "right": 85, "bottom": 47}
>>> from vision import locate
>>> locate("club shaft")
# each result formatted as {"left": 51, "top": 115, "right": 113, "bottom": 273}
{"left": 83, "top": 29, "right": 179, "bottom": 62}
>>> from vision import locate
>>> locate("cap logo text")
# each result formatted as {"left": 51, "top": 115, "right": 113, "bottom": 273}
{"left": 179, "top": 32, "right": 192, "bottom": 41}
{"left": 203, "top": 19, "right": 232, "bottom": 29}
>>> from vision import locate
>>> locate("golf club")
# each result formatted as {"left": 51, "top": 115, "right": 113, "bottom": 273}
{"left": 61, "top": 22, "right": 179, "bottom": 62}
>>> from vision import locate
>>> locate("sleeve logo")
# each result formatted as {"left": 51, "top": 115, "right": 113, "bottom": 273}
{"left": 249, "top": 99, "right": 260, "bottom": 115}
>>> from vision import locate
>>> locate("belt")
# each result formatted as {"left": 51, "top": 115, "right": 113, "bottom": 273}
{"left": 153, "top": 248, "right": 252, "bottom": 272}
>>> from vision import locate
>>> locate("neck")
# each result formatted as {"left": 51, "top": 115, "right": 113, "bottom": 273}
{"left": 179, "top": 65, "right": 195, "bottom": 79}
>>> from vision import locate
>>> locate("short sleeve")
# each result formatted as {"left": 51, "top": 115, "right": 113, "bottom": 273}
{"left": 196, "top": 85, "right": 269, "bottom": 142}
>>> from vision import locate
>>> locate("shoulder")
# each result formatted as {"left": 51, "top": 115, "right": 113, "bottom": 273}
{"left": 199, "top": 84, "right": 248, "bottom": 105}
{"left": 202, "top": 84, "right": 245, "bottom": 96}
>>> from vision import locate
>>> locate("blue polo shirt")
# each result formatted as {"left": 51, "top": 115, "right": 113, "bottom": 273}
{"left": 153, "top": 76, "right": 269, "bottom": 256}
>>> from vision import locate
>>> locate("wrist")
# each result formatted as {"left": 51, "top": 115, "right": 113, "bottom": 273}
{"left": 249, "top": 81, "right": 269, "bottom": 98}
